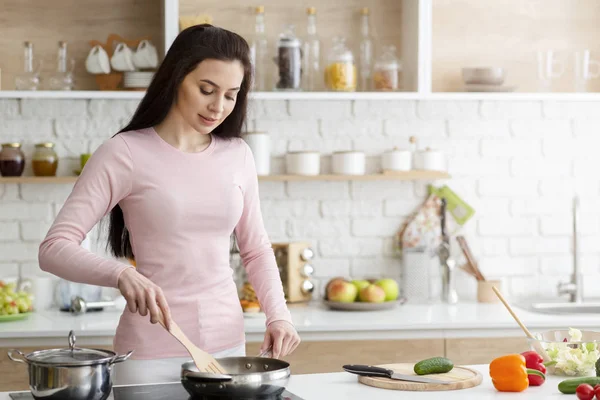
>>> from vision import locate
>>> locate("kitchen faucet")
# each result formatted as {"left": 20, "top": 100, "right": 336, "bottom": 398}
{"left": 557, "top": 196, "right": 583, "bottom": 303}
{"left": 438, "top": 198, "right": 458, "bottom": 304}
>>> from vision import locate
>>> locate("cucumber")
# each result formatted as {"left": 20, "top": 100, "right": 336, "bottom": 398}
{"left": 558, "top": 377, "right": 600, "bottom": 394}
{"left": 414, "top": 357, "right": 454, "bottom": 375}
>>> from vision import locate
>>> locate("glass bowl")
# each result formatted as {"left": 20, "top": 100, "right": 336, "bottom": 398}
{"left": 528, "top": 329, "right": 600, "bottom": 377}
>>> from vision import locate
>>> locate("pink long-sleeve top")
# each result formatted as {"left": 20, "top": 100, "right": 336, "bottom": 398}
{"left": 39, "top": 127, "right": 292, "bottom": 359}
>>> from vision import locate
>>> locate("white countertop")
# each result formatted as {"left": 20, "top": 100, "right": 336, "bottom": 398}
{"left": 0, "top": 365, "right": 576, "bottom": 399}
{"left": 2, "top": 301, "right": 600, "bottom": 346}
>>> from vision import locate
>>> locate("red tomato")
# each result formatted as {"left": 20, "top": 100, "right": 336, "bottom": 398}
{"left": 594, "top": 384, "right": 600, "bottom": 399}
{"left": 576, "top": 383, "right": 595, "bottom": 400}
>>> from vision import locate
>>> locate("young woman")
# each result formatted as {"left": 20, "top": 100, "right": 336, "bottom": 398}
{"left": 38, "top": 24, "right": 300, "bottom": 384}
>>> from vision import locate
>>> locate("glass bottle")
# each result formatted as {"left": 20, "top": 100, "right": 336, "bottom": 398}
{"left": 324, "top": 36, "right": 356, "bottom": 91}
{"left": 275, "top": 24, "right": 302, "bottom": 91}
{"left": 48, "top": 41, "right": 75, "bottom": 90}
{"left": 32, "top": 142, "right": 59, "bottom": 177}
{"left": 358, "top": 7, "right": 374, "bottom": 91}
{"left": 14, "top": 42, "right": 40, "bottom": 91}
{"left": 373, "top": 45, "right": 402, "bottom": 91}
{"left": 250, "top": 6, "right": 268, "bottom": 91}
{"left": 302, "top": 7, "right": 321, "bottom": 91}
{"left": 0, "top": 143, "right": 26, "bottom": 177}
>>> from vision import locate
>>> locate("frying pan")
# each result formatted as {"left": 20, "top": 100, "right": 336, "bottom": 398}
{"left": 180, "top": 356, "right": 290, "bottom": 398}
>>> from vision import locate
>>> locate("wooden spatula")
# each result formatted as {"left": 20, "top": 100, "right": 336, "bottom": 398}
{"left": 492, "top": 286, "right": 551, "bottom": 362}
{"left": 157, "top": 311, "right": 227, "bottom": 374}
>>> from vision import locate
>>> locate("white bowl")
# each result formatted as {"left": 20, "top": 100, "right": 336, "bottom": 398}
{"left": 462, "top": 67, "right": 505, "bottom": 85}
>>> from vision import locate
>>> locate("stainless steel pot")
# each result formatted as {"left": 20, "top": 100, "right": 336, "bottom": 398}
{"left": 180, "top": 356, "right": 290, "bottom": 398}
{"left": 8, "top": 330, "right": 133, "bottom": 400}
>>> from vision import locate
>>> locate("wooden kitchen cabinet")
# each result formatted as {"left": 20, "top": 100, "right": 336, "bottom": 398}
{"left": 248, "top": 336, "right": 530, "bottom": 374}
{"left": 431, "top": 0, "right": 600, "bottom": 93}
{"left": 0, "top": 344, "right": 114, "bottom": 391}
{"left": 247, "top": 339, "right": 445, "bottom": 374}
{"left": 1, "top": 0, "right": 163, "bottom": 91}
{"left": 445, "top": 337, "right": 530, "bottom": 365}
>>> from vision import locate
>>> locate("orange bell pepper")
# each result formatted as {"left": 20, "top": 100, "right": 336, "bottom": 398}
{"left": 489, "top": 354, "right": 546, "bottom": 392}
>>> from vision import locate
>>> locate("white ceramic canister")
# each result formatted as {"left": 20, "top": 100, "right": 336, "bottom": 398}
{"left": 332, "top": 151, "right": 365, "bottom": 175}
{"left": 285, "top": 151, "right": 321, "bottom": 175}
{"left": 243, "top": 132, "right": 271, "bottom": 175}
{"left": 414, "top": 148, "right": 445, "bottom": 171}
{"left": 381, "top": 147, "right": 412, "bottom": 172}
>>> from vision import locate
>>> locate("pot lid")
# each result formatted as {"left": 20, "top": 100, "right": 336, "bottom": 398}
{"left": 26, "top": 330, "right": 115, "bottom": 366}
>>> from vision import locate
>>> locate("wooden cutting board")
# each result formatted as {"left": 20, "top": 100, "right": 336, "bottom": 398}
{"left": 357, "top": 363, "right": 483, "bottom": 391}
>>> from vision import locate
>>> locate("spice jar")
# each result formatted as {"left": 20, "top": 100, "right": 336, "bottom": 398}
{"left": 32, "top": 142, "right": 58, "bottom": 177}
{"left": 324, "top": 37, "right": 356, "bottom": 91}
{"left": 373, "top": 45, "right": 401, "bottom": 91}
{"left": 275, "top": 25, "right": 302, "bottom": 91}
{"left": 0, "top": 143, "right": 26, "bottom": 177}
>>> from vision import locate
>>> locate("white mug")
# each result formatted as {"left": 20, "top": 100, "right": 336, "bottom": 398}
{"left": 110, "top": 43, "right": 135, "bottom": 72}
{"left": 85, "top": 45, "right": 111, "bottom": 74}
{"left": 132, "top": 40, "right": 159, "bottom": 69}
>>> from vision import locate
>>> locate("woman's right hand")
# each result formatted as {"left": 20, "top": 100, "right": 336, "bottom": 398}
{"left": 117, "top": 267, "right": 172, "bottom": 330}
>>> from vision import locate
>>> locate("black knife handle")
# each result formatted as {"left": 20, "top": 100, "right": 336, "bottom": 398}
{"left": 342, "top": 364, "right": 393, "bottom": 378}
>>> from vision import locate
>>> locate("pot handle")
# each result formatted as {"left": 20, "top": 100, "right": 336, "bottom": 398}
{"left": 109, "top": 350, "right": 134, "bottom": 365}
{"left": 7, "top": 349, "right": 28, "bottom": 364}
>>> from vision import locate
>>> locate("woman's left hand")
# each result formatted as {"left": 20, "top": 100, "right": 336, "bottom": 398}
{"left": 260, "top": 320, "right": 301, "bottom": 359}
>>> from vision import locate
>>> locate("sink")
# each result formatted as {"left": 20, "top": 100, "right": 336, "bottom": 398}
{"left": 523, "top": 302, "right": 600, "bottom": 314}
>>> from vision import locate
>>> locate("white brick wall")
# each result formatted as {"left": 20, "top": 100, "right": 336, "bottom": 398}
{"left": 1, "top": 98, "right": 599, "bottom": 304}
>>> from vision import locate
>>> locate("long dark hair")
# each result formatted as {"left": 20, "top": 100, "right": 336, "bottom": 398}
{"left": 107, "top": 24, "right": 253, "bottom": 260}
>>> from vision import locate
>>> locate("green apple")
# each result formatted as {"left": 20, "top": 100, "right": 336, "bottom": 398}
{"left": 327, "top": 280, "right": 358, "bottom": 303}
{"left": 358, "top": 284, "right": 386, "bottom": 303}
{"left": 351, "top": 280, "right": 370, "bottom": 298}
{"left": 375, "top": 278, "right": 399, "bottom": 301}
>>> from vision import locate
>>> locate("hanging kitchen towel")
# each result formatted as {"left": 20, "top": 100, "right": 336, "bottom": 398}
{"left": 429, "top": 185, "right": 475, "bottom": 226}
{"left": 397, "top": 194, "right": 442, "bottom": 252}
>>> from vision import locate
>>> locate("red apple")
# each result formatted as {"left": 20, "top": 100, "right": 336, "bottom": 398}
{"left": 327, "top": 280, "right": 358, "bottom": 303}
{"left": 359, "top": 284, "right": 386, "bottom": 303}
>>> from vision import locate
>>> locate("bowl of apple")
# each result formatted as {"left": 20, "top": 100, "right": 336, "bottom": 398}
{"left": 323, "top": 277, "right": 404, "bottom": 311}
{"left": 0, "top": 281, "right": 34, "bottom": 322}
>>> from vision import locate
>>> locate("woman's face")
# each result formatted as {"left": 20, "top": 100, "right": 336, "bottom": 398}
{"left": 176, "top": 59, "right": 244, "bottom": 135}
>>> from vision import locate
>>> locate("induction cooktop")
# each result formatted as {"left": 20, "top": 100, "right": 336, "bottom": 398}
{"left": 9, "top": 382, "right": 304, "bottom": 400}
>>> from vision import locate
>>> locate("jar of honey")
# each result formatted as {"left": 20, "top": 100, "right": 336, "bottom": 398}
{"left": 32, "top": 142, "right": 58, "bottom": 177}
{"left": 0, "top": 143, "right": 26, "bottom": 177}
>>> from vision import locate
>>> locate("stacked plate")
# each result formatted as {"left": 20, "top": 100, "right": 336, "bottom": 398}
{"left": 462, "top": 67, "right": 516, "bottom": 92}
{"left": 123, "top": 71, "right": 154, "bottom": 89}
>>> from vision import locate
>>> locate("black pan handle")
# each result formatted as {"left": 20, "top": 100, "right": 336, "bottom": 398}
{"left": 342, "top": 364, "right": 393, "bottom": 378}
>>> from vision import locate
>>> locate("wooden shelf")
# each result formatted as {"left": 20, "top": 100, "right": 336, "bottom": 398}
{"left": 0, "top": 171, "right": 449, "bottom": 184}
{"left": 0, "top": 177, "right": 78, "bottom": 184}
{"left": 2, "top": 90, "right": 599, "bottom": 101}
{"left": 0, "top": 90, "right": 421, "bottom": 101}
{"left": 259, "top": 171, "right": 450, "bottom": 181}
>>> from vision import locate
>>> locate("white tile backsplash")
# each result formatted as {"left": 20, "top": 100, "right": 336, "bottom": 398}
{"left": 1, "top": 98, "right": 599, "bottom": 303}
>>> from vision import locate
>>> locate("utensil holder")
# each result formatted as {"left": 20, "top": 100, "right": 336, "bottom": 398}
{"left": 477, "top": 280, "right": 501, "bottom": 303}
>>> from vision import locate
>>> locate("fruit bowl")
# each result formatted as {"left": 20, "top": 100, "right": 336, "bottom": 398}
{"left": 0, "top": 312, "right": 32, "bottom": 322}
{"left": 529, "top": 328, "right": 600, "bottom": 377}
{"left": 323, "top": 298, "right": 405, "bottom": 311}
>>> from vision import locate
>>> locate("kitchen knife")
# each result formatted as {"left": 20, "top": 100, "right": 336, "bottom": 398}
{"left": 342, "top": 364, "right": 452, "bottom": 385}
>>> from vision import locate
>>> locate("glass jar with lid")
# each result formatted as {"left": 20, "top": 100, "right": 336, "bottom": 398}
{"left": 373, "top": 45, "right": 402, "bottom": 91}
{"left": 275, "top": 24, "right": 302, "bottom": 91}
{"left": 32, "top": 142, "right": 58, "bottom": 177}
{"left": 324, "top": 36, "right": 356, "bottom": 91}
{"left": 0, "top": 143, "right": 26, "bottom": 177}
